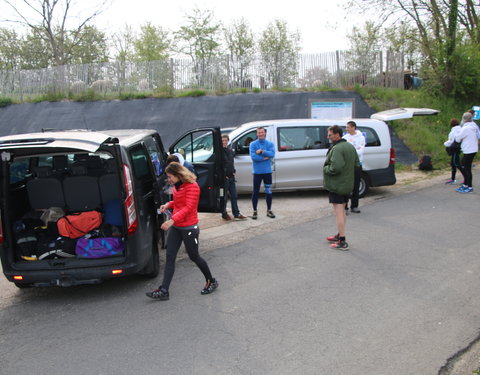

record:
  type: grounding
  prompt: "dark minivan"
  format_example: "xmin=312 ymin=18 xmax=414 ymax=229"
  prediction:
xmin=0 ymin=128 xmax=224 ymax=288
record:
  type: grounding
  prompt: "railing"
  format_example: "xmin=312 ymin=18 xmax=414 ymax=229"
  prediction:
xmin=0 ymin=50 xmax=404 ymax=100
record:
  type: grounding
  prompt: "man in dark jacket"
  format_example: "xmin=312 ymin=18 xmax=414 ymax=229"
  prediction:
xmin=323 ymin=125 xmax=360 ymax=250
xmin=221 ymin=135 xmax=247 ymax=220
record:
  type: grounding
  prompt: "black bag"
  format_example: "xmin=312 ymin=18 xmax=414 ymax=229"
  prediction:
xmin=15 ymin=229 xmax=38 ymax=259
xmin=37 ymin=235 xmax=77 ymax=260
xmin=419 ymin=155 xmax=433 ymax=171
xmin=446 ymin=141 xmax=461 ymax=156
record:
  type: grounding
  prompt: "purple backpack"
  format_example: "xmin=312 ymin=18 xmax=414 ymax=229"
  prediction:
xmin=75 ymin=238 xmax=124 ymax=258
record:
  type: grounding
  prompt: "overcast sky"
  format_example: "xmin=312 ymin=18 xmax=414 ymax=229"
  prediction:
xmin=94 ymin=0 xmax=358 ymax=54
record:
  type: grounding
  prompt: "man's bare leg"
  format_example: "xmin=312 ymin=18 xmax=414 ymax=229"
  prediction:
xmin=333 ymin=203 xmax=346 ymax=237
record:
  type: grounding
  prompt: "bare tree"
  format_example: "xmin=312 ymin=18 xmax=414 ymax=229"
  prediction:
xmin=1 ymin=0 xmax=110 ymax=66
xmin=347 ymin=0 xmax=480 ymax=96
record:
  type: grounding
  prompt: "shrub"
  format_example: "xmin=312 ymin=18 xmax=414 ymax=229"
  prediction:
xmin=0 ymin=97 xmax=13 ymax=107
xmin=177 ymin=89 xmax=206 ymax=97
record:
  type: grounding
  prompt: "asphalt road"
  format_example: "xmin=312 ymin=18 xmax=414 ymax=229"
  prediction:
xmin=0 ymin=170 xmax=479 ymax=375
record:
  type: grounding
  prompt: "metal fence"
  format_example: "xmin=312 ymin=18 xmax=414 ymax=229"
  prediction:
xmin=0 ymin=50 xmax=404 ymax=100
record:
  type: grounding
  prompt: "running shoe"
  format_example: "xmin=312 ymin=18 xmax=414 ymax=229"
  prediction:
xmin=458 ymin=187 xmax=473 ymax=193
xmin=201 ymin=279 xmax=219 ymax=295
xmin=455 ymin=185 xmax=467 ymax=193
xmin=267 ymin=210 xmax=276 ymax=218
xmin=445 ymin=179 xmax=456 ymax=185
xmin=146 ymin=288 xmax=169 ymax=300
xmin=330 ymin=241 xmax=349 ymax=251
xmin=252 ymin=210 xmax=258 ymax=220
xmin=326 ymin=234 xmax=339 ymax=242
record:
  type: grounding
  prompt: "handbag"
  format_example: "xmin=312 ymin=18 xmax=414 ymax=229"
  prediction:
xmin=57 ymin=211 xmax=102 ymax=239
xmin=75 ymin=237 xmax=124 ymax=258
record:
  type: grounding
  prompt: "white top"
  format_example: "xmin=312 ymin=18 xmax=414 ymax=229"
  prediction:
xmin=343 ymin=130 xmax=366 ymax=163
xmin=444 ymin=125 xmax=462 ymax=147
xmin=455 ymin=122 xmax=480 ymax=154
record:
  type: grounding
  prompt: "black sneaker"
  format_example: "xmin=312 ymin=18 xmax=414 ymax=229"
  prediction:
xmin=201 ymin=279 xmax=219 ymax=295
xmin=267 ymin=210 xmax=275 ymax=218
xmin=146 ymin=288 xmax=169 ymax=300
xmin=330 ymin=241 xmax=349 ymax=251
xmin=252 ymin=211 xmax=258 ymax=220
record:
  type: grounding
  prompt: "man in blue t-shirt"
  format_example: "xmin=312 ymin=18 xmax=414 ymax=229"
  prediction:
xmin=249 ymin=127 xmax=276 ymax=219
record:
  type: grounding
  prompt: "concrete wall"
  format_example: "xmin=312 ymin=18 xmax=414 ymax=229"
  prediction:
xmin=0 ymin=91 xmax=417 ymax=164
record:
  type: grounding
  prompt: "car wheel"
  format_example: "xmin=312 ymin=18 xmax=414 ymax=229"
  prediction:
xmin=141 ymin=237 xmax=160 ymax=278
xmin=358 ymin=173 xmax=369 ymax=198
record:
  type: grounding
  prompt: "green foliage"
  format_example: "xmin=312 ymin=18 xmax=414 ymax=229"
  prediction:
xmin=118 ymin=92 xmax=148 ymax=100
xmin=177 ymin=90 xmax=206 ymax=97
xmin=356 ymin=86 xmax=468 ymax=169
xmin=253 ymin=88 xmax=261 ymax=93
xmin=31 ymin=91 xmax=67 ymax=103
xmin=258 ymin=19 xmax=301 ymax=88
xmin=134 ymin=23 xmax=171 ymax=62
xmin=176 ymin=8 xmax=221 ymax=60
xmin=0 ymin=97 xmax=14 ymax=107
xmin=450 ymin=43 xmax=480 ymax=102
xmin=153 ymin=85 xmax=175 ymax=98
xmin=68 ymin=26 xmax=109 ymax=64
xmin=70 ymin=89 xmax=101 ymax=102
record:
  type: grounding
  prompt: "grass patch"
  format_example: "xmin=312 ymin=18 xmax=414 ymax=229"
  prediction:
xmin=31 ymin=92 xmax=66 ymax=103
xmin=118 ymin=92 xmax=148 ymax=100
xmin=0 ymin=97 xmax=13 ymax=107
xmin=177 ymin=89 xmax=206 ymax=97
xmin=71 ymin=89 xmax=102 ymax=102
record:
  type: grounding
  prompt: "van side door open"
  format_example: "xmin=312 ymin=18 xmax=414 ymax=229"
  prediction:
xmin=169 ymin=127 xmax=224 ymax=212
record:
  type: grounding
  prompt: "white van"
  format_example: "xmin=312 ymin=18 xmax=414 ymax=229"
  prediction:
xmin=227 ymin=108 xmax=438 ymax=196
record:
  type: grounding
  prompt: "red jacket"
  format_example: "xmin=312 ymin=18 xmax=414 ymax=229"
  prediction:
xmin=169 ymin=181 xmax=199 ymax=227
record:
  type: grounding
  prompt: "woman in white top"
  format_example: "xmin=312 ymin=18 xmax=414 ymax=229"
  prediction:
xmin=454 ymin=112 xmax=480 ymax=193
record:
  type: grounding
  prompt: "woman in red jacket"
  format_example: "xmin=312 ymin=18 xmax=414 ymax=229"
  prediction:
xmin=146 ymin=162 xmax=218 ymax=300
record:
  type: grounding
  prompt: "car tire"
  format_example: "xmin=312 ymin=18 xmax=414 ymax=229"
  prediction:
xmin=141 ymin=237 xmax=160 ymax=278
xmin=358 ymin=173 xmax=369 ymax=198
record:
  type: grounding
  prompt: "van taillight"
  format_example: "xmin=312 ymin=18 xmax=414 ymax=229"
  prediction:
xmin=390 ymin=148 xmax=395 ymax=165
xmin=122 ymin=164 xmax=138 ymax=234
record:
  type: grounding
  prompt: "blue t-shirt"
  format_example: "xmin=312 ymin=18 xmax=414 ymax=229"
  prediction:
xmin=249 ymin=139 xmax=275 ymax=174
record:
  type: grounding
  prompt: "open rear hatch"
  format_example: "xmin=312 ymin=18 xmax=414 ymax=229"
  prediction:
xmin=370 ymin=108 xmax=439 ymax=121
xmin=0 ymin=131 xmax=126 ymax=277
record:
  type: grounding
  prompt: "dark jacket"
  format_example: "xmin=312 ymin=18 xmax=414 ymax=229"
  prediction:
xmin=323 ymin=139 xmax=360 ymax=195
xmin=222 ymin=147 xmax=236 ymax=177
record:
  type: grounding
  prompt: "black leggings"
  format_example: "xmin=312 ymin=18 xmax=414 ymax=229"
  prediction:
xmin=252 ymin=173 xmax=273 ymax=210
xmin=459 ymin=152 xmax=476 ymax=187
xmin=160 ymin=226 xmax=212 ymax=291
xmin=450 ymin=151 xmax=461 ymax=180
